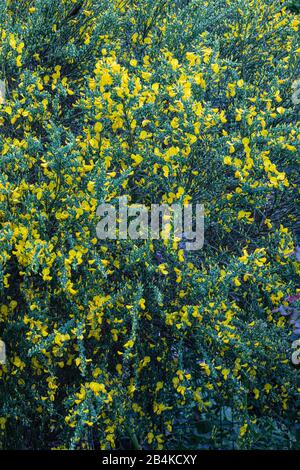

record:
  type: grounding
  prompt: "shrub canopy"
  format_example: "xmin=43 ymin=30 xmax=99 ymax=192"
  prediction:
xmin=0 ymin=0 xmax=299 ymax=450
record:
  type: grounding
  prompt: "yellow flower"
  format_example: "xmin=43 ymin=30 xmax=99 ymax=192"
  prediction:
xmin=158 ymin=264 xmax=168 ymax=275
xmin=176 ymin=187 xmax=185 ymax=198
xmin=16 ymin=55 xmax=22 ymax=67
xmin=199 ymin=362 xmax=211 ymax=376
xmin=87 ymin=181 xmax=95 ymax=193
xmin=89 ymin=138 xmax=99 ymax=149
xmin=221 ymin=368 xmax=230 ymax=380
xmin=17 ymin=42 xmax=24 ymax=54
xmin=170 ymin=117 xmax=179 ymax=129
xmin=147 ymin=432 xmax=154 ymax=444
xmin=13 ymin=356 xmax=25 ymax=369
xmin=94 ymin=122 xmax=103 ymax=133
xmin=0 ymin=418 xmax=7 ymax=430
xmin=264 ymin=383 xmax=272 ymax=394
xmin=178 ymin=249 xmax=185 ymax=262
xmin=162 ymin=165 xmax=169 ymax=177
xmin=140 ymin=130 xmax=151 ymax=140
xmin=224 ymin=156 xmax=232 ymax=165
xmin=9 ymin=34 xmax=17 ymax=49
xmin=131 ymin=154 xmax=143 ymax=165
xmin=131 ymin=32 xmax=138 ymax=43
xmin=153 ymin=402 xmax=173 ymax=415
xmin=239 ymin=423 xmax=248 ymax=437
xmin=211 ymin=63 xmax=220 ymax=73
xmin=89 ymin=382 xmax=106 ymax=395
xmin=155 ymin=381 xmax=164 ymax=392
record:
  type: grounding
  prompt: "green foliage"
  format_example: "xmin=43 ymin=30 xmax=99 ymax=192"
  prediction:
xmin=288 ymin=0 xmax=300 ymax=14
xmin=0 ymin=0 xmax=299 ymax=450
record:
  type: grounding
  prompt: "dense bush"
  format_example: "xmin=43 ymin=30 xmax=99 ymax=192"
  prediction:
xmin=0 ymin=0 xmax=299 ymax=449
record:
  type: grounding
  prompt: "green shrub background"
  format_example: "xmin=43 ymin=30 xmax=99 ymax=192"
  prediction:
xmin=0 ymin=0 xmax=299 ymax=449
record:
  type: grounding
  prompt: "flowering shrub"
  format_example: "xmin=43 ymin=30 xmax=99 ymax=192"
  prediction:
xmin=0 ymin=0 xmax=299 ymax=450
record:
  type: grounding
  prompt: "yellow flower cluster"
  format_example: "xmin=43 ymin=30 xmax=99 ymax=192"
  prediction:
xmin=0 ymin=0 xmax=299 ymax=451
